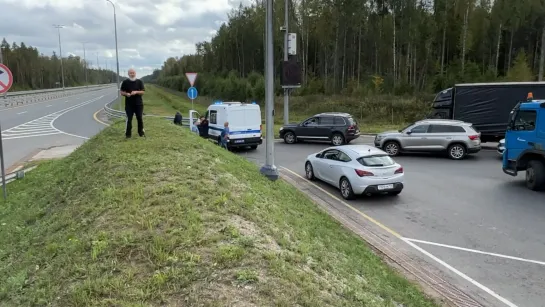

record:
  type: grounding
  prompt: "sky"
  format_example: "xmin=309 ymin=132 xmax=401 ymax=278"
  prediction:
xmin=0 ymin=0 xmax=248 ymax=77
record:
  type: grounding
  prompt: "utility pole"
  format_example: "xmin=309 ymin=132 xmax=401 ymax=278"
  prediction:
xmin=53 ymin=24 xmax=65 ymax=90
xmin=259 ymin=0 xmax=279 ymax=181
xmin=96 ymin=53 xmax=100 ymax=84
xmin=82 ymin=42 xmax=88 ymax=86
xmin=106 ymin=0 xmax=121 ymax=96
xmin=0 ymin=46 xmax=7 ymax=200
xmin=281 ymin=0 xmax=289 ymax=125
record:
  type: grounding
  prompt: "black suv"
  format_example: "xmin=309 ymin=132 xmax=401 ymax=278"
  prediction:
xmin=279 ymin=112 xmax=361 ymax=145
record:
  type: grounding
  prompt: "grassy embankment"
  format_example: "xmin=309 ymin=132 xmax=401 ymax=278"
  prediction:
xmin=0 ymin=118 xmax=440 ymax=306
xmin=119 ymin=85 xmax=412 ymax=137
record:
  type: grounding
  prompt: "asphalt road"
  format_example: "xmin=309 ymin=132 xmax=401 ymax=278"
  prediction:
xmin=0 ymin=87 xmax=117 ymax=171
xmin=238 ymin=137 xmax=545 ymax=307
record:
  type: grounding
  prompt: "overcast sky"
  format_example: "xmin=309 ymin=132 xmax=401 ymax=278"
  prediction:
xmin=0 ymin=0 xmax=247 ymax=77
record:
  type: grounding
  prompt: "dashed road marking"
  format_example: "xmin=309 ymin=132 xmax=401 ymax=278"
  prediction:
xmin=17 ymin=111 xmax=27 ymax=115
xmin=2 ymin=95 xmax=104 ymax=140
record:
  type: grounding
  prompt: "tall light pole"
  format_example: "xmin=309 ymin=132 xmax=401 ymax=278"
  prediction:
xmin=53 ymin=24 xmax=65 ymax=90
xmin=82 ymin=42 xmax=88 ymax=86
xmin=281 ymin=0 xmax=289 ymax=125
xmin=106 ymin=0 xmax=121 ymax=96
xmin=259 ymin=0 xmax=279 ymax=181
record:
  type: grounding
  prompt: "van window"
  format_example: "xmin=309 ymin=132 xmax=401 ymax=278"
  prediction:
xmin=209 ymin=110 xmax=217 ymax=124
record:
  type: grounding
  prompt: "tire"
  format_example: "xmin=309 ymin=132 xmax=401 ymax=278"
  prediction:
xmin=525 ymin=160 xmax=545 ymax=191
xmin=383 ymin=141 xmax=400 ymax=156
xmin=250 ymin=145 xmax=258 ymax=150
xmin=339 ymin=177 xmax=355 ymax=200
xmin=331 ymin=133 xmax=345 ymax=146
xmin=283 ymin=131 xmax=296 ymax=144
xmin=447 ymin=143 xmax=466 ymax=160
xmin=305 ymin=162 xmax=316 ymax=181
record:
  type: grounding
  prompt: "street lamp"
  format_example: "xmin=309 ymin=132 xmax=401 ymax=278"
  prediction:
xmin=82 ymin=42 xmax=88 ymax=86
xmin=106 ymin=0 xmax=121 ymax=97
xmin=53 ymin=24 xmax=65 ymax=90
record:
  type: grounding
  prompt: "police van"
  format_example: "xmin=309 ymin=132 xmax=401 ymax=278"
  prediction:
xmin=203 ymin=101 xmax=263 ymax=149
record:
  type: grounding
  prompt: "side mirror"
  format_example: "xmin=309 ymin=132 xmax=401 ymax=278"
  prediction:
xmin=406 ymin=130 xmax=412 ymax=135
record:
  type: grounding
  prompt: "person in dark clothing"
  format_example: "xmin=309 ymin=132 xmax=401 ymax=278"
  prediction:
xmin=197 ymin=116 xmax=209 ymax=138
xmin=120 ymin=68 xmax=145 ymax=138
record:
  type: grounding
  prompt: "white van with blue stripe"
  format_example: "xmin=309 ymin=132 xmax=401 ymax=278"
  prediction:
xmin=205 ymin=101 xmax=263 ymax=149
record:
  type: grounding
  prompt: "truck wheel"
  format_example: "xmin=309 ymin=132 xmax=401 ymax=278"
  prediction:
xmin=525 ymin=160 xmax=545 ymax=191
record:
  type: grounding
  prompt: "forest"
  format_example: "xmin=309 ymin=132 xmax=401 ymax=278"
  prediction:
xmin=152 ymin=0 xmax=545 ymax=102
xmin=1 ymin=39 xmax=120 ymax=91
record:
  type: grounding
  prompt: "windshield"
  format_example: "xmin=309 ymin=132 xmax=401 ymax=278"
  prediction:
xmin=357 ymin=155 xmax=396 ymax=167
xmin=398 ymin=122 xmax=415 ymax=133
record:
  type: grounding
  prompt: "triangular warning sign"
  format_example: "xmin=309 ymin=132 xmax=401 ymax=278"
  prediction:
xmin=185 ymin=72 xmax=198 ymax=87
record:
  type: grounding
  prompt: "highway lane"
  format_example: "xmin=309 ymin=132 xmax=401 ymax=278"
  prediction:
xmin=1 ymin=87 xmax=118 ymax=171
xmin=238 ymin=138 xmax=545 ymax=307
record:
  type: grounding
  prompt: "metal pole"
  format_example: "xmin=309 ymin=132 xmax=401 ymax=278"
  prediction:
xmin=83 ymin=43 xmax=88 ymax=87
xmin=0 ymin=47 xmax=5 ymax=99
xmin=107 ymin=0 xmax=121 ymax=97
xmin=96 ymin=53 xmax=100 ymax=84
xmin=259 ymin=0 xmax=279 ymax=181
xmin=0 ymin=51 xmax=7 ymax=199
xmin=53 ymin=25 xmax=65 ymax=90
xmin=283 ymin=0 xmax=289 ymax=125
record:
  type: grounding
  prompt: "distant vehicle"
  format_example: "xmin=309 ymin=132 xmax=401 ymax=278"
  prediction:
xmin=428 ymin=82 xmax=545 ymax=143
xmin=279 ymin=112 xmax=360 ymax=146
xmin=498 ymin=139 xmax=505 ymax=156
xmin=304 ymin=145 xmax=404 ymax=200
xmin=374 ymin=119 xmax=481 ymax=160
xmin=502 ymin=93 xmax=545 ymax=191
xmin=204 ymin=101 xmax=263 ymax=149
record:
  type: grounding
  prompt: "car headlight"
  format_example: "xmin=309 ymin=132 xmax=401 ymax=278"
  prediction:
xmin=375 ymin=135 xmax=383 ymax=141
xmin=279 ymin=127 xmax=284 ymax=131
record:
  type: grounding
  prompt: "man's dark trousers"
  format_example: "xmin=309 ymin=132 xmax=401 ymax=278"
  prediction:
xmin=125 ymin=104 xmax=144 ymax=137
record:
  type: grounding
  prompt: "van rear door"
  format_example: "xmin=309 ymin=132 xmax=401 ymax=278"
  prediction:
xmin=228 ymin=107 xmax=262 ymax=142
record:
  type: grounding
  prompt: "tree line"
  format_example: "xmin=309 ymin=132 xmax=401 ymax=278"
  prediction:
xmin=151 ymin=0 xmax=545 ymax=102
xmin=1 ymin=39 xmax=120 ymax=91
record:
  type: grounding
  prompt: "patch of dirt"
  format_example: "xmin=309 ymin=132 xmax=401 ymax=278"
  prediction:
xmin=229 ymin=215 xmax=281 ymax=252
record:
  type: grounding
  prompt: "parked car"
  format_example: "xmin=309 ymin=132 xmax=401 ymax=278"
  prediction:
xmin=373 ymin=119 xmax=481 ymax=160
xmin=279 ymin=112 xmax=360 ymax=146
xmin=304 ymin=145 xmax=404 ymax=200
xmin=498 ymin=138 xmax=505 ymax=156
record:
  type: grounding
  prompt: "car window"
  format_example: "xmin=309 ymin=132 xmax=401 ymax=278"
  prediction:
xmin=303 ymin=117 xmax=318 ymax=126
xmin=319 ymin=116 xmax=335 ymax=126
xmin=410 ymin=124 xmax=429 ymax=133
xmin=513 ymin=110 xmax=536 ymax=131
xmin=429 ymin=124 xmax=466 ymax=133
xmin=209 ymin=110 xmax=217 ymax=124
xmin=337 ymin=151 xmax=351 ymax=162
xmin=333 ymin=117 xmax=346 ymax=125
xmin=357 ymin=155 xmax=395 ymax=167
xmin=322 ymin=149 xmax=339 ymax=160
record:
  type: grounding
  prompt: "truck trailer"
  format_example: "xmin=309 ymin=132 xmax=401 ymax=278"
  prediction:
xmin=429 ymin=82 xmax=545 ymax=143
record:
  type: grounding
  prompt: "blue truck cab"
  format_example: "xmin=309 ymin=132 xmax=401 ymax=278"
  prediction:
xmin=502 ymin=93 xmax=545 ymax=191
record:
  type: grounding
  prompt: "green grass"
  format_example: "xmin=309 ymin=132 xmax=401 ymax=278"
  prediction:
xmin=0 ymin=118 xmax=439 ymax=307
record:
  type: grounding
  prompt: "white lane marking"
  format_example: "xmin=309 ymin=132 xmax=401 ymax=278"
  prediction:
xmin=17 ymin=111 xmax=27 ymax=115
xmin=404 ymin=238 xmax=545 ymax=266
xmin=2 ymin=95 xmax=105 ymax=140
xmin=402 ymin=238 xmax=518 ymax=307
xmin=46 ymin=105 xmax=52 ymax=107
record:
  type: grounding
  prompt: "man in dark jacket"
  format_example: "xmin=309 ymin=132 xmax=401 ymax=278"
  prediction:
xmin=120 ymin=68 xmax=145 ymax=138
xmin=197 ymin=116 xmax=209 ymax=138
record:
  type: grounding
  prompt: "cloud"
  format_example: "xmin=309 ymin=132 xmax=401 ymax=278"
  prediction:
xmin=0 ymin=0 xmax=243 ymax=77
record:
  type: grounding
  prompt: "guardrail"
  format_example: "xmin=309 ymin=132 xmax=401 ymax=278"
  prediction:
xmin=103 ymin=99 xmax=191 ymax=126
xmin=5 ymin=84 xmax=116 ymax=97
xmin=1 ymin=84 xmax=117 ymax=108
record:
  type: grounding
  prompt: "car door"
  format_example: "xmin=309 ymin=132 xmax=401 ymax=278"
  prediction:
xmin=313 ymin=149 xmax=339 ymax=183
xmin=505 ymin=109 xmax=539 ymax=161
xmin=296 ymin=117 xmax=319 ymax=140
xmin=401 ymin=124 xmax=430 ymax=150
xmin=427 ymin=124 xmax=465 ymax=150
xmin=327 ymin=149 xmax=352 ymax=184
xmin=316 ymin=116 xmax=335 ymax=141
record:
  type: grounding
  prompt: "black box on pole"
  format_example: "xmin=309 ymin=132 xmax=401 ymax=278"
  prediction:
xmin=281 ymin=59 xmax=302 ymax=87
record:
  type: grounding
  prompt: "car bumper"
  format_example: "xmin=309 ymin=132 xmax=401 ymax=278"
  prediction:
xmin=228 ymin=137 xmax=263 ymax=147
xmin=468 ymin=146 xmax=481 ymax=154
xmin=497 ymin=145 xmax=505 ymax=155
xmin=351 ymin=174 xmax=404 ymax=194
xmin=346 ymin=132 xmax=360 ymax=141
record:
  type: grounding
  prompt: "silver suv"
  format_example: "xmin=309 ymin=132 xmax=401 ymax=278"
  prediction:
xmin=374 ymin=119 xmax=481 ymax=160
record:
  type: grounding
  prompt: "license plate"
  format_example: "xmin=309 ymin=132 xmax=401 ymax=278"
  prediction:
xmin=377 ymin=184 xmax=394 ymax=190
xmin=234 ymin=139 xmax=245 ymax=144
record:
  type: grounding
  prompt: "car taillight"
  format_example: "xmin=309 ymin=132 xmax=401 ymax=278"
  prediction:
xmin=355 ymin=169 xmax=373 ymax=177
xmin=347 ymin=125 xmax=355 ymax=130
xmin=468 ymin=135 xmax=479 ymax=140
xmin=394 ymin=167 xmax=403 ymax=174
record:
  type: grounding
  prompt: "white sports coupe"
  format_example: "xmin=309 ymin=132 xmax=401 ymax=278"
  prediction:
xmin=304 ymin=145 xmax=405 ymax=200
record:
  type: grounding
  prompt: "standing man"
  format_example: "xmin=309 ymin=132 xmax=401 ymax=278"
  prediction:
xmin=120 ymin=68 xmax=145 ymax=138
